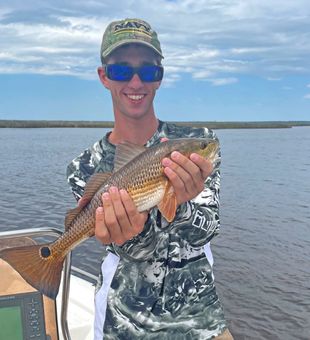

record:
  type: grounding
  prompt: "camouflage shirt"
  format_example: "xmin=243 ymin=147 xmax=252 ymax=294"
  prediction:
xmin=67 ymin=120 xmax=227 ymax=339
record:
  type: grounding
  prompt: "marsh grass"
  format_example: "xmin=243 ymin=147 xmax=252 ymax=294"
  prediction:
xmin=1 ymin=120 xmax=309 ymax=129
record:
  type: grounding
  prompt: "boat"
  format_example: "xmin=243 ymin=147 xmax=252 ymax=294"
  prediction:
xmin=0 ymin=227 xmax=96 ymax=340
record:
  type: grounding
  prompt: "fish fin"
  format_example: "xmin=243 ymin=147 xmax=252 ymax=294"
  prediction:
xmin=65 ymin=172 xmax=111 ymax=229
xmin=0 ymin=243 xmax=63 ymax=299
xmin=83 ymin=173 xmax=112 ymax=201
xmin=114 ymin=141 xmax=147 ymax=171
xmin=158 ymin=182 xmax=177 ymax=222
xmin=65 ymin=207 xmax=82 ymax=230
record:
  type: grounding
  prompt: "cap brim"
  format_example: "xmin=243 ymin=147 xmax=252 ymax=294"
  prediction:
xmin=102 ymin=39 xmax=164 ymax=59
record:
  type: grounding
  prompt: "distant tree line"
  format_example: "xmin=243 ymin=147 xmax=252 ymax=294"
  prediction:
xmin=0 ymin=120 xmax=309 ymax=129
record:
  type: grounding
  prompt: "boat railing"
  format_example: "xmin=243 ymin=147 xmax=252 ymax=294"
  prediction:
xmin=0 ymin=227 xmax=92 ymax=340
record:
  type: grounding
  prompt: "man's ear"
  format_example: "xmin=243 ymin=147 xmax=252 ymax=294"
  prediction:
xmin=97 ymin=67 xmax=110 ymax=89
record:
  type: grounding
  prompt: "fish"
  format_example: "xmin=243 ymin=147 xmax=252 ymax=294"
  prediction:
xmin=0 ymin=138 xmax=219 ymax=299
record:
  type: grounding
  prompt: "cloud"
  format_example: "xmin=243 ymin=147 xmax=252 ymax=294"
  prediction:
xmin=161 ymin=73 xmax=181 ymax=88
xmin=267 ymin=77 xmax=282 ymax=81
xmin=1 ymin=0 xmax=310 ymax=83
xmin=304 ymin=93 xmax=310 ymax=99
xmin=192 ymin=70 xmax=214 ymax=80
xmin=208 ymin=77 xmax=238 ymax=86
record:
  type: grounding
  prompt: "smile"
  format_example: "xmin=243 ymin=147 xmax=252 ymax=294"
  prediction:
xmin=126 ymin=94 xmax=146 ymax=101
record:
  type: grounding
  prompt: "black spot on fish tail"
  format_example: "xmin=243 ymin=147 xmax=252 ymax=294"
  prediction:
xmin=40 ymin=246 xmax=51 ymax=258
xmin=0 ymin=243 xmax=64 ymax=299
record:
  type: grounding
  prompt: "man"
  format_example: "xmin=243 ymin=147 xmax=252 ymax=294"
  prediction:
xmin=67 ymin=18 xmax=233 ymax=340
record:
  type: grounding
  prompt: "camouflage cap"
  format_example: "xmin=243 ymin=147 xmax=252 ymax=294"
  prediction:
xmin=100 ymin=18 xmax=163 ymax=62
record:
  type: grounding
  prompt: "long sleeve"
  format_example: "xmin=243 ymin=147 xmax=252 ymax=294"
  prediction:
xmin=66 ymin=149 xmax=93 ymax=201
xmin=66 ymin=138 xmax=116 ymax=201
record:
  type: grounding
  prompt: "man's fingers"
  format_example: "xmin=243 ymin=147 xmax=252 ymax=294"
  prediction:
xmin=163 ymin=166 xmax=187 ymax=193
xmin=102 ymin=191 xmax=126 ymax=245
xmin=94 ymin=207 xmax=111 ymax=244
xmin=120 ymin=189 xmax=146 ymax=235
xmin=171 ymin=152 xmax=203 ymax=183
xmin=94 ymin=187 xmax=147 ymax=245
xmin=109 ymin=188 xmax=130 ymax=228
xmin=190 ymin=153 xmax=213 ymax=178
xmin=170 ymin=151 xmax=213 ymax=181
xmin=162 ymin=154 xmax=198 ymax=193
xmin=77 ymin=196 xmax=88 ymax=208
xmin=110 ymin=187 xmax=145 ymax=239
xmin=161 ymin=150 xmax=215 ymax=206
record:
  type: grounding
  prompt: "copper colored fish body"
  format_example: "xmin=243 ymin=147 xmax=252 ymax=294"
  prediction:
xmin=0 ymin=138 xmax=219 ymax=299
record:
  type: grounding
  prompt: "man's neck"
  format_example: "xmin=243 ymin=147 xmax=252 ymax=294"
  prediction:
xmin=108 ymin=114 xmax=159 ymax=145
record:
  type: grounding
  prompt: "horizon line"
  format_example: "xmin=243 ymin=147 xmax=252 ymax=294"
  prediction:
xmin=1 ymin=119 xmax=310 ymax=129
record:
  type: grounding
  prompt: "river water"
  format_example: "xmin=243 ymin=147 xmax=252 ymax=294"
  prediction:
xmin=0 ymin=127 xmax=309 ymax=340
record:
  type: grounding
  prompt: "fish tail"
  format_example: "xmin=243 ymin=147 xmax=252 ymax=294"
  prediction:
xmin=0 ymin=243 xmax=64 ymax=299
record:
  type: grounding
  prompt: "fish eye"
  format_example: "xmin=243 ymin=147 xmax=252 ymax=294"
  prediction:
xmin=199 ymin=141 xmax=208 ymax=149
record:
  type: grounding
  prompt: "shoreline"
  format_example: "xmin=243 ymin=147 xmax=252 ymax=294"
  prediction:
xmin=0 ymin=120 xmax=309 ymax=129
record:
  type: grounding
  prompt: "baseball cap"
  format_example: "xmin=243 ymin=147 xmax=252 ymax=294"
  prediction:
xmin=100 ymin=18 xmax=164 ymax=62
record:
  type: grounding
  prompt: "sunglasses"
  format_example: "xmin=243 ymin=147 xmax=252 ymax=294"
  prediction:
xmin=104 ymin=64 xmax=164 ymax=82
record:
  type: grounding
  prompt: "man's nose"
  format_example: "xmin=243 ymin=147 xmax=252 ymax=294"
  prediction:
xmin=127 ymin=73 xmax=144 ymax=88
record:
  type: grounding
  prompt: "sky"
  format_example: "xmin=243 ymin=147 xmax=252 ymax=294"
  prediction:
xmin=0 ymin=0 xmax=310 ymax=122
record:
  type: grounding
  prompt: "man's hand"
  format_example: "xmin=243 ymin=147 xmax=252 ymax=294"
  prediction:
xmin=94 ymin=187 xmax=148 ymax=246
xmin=162 ymin=151 xmax=213 ymax=206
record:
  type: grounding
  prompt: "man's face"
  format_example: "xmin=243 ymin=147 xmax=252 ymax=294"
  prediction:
xmin=98 ymin=45 xmax=162 ymax=120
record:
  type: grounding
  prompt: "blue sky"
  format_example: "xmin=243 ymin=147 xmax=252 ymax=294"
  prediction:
xmin=0 ymin=0 xmax=310 ymax=122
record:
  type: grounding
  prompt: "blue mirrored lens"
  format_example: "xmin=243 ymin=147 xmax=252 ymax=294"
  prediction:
xmin=106 ymin=65 xmax=133 ymax=81
xmin=105 ymin=64 xmax=163 ymax=82
xmin=139 ymin=65 xmax=163 ymax=82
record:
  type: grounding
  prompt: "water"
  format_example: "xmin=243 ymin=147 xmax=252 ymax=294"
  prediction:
xmin=0 ymin=127 xmax=309 ymax=340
